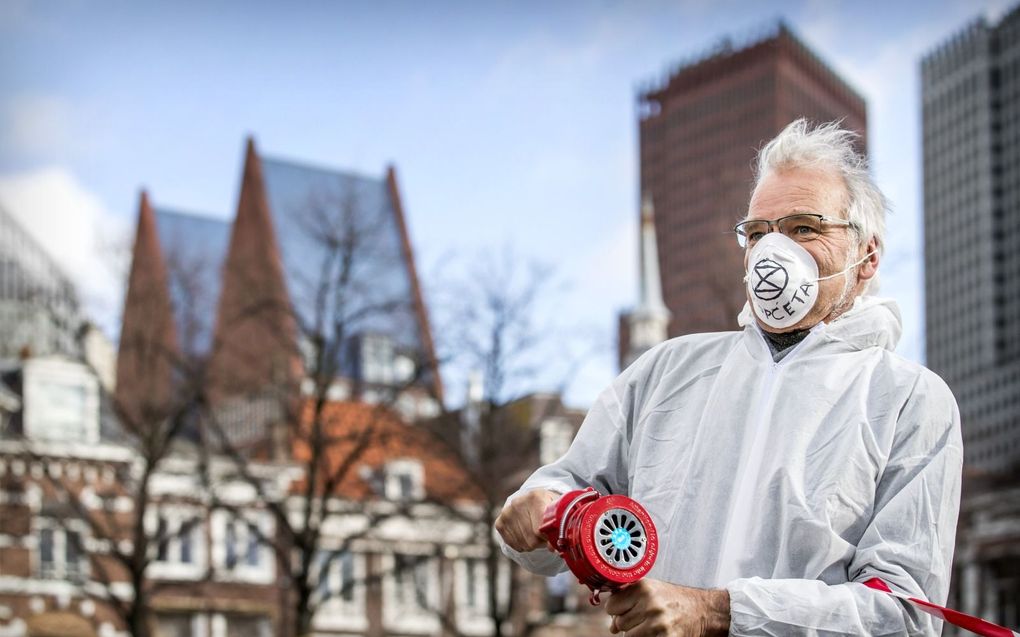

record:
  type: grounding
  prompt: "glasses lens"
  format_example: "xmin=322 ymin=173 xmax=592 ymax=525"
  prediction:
xmin=778 ymin=214 xmax=823 ymax=241
xmin=735 ymin=220 xmax=769 ymax=247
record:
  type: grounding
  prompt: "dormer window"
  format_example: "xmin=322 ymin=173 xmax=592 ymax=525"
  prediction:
xmin=384 ymin=459 xmax=424 ymax=502
xmin=360 ymin=334 xmax=394 ymax=385
xmin=22 ymin=357 xmax=99 ymax=444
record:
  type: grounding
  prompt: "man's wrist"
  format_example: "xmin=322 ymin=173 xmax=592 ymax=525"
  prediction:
xmin=702 ymin=588 xmax=731 ymax=636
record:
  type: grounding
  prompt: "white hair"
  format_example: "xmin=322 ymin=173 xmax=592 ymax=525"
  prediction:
xmin=752 ymin=119 xmax=888 ymax=257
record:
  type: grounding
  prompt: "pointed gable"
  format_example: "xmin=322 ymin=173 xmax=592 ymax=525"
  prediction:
xmin=208 ymin=138 xmax=300 ymax=399
xmin=116 ymin=191 xmax=179 ymax=423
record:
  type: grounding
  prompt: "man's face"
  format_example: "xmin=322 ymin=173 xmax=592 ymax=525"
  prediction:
xmin=743 ymin=166 xmax=869 ymax=333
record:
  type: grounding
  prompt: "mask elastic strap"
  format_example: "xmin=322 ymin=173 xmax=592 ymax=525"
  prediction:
xmin=814 ymin=249 xmax=875 ymax=282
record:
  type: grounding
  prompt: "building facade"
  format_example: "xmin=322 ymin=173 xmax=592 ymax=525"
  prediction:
xmin=0 ymin=353 xmax=290 ymax=637
xmin=0 ymin=206 xmax=83 ymax=361
xmin=0 ymin=131 xmax=606 ymax=637
xmin=635 ymin=23 xmax=867 ymax=340
xmin=921 ymin=6 xmax=1020 ymax=632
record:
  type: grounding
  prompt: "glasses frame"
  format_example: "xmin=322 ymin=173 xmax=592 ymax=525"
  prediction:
xmin=733 ymin=213 xmax=859 ymax=248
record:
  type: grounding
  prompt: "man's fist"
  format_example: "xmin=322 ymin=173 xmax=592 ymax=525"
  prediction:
xmin=494 ymin=488 xmax=560 ymax=552
xmin=605 ymin=579 xmax=730 ymax=637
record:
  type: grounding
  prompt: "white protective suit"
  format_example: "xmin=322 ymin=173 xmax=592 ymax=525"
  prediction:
xmin=500 ymin=297 xmax=963 ymax=636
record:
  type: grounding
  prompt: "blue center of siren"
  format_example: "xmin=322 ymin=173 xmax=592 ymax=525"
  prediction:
xmin=610 ymin=527 xmax=631 ymax=550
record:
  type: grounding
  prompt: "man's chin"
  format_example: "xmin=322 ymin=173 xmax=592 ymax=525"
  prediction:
xmin=756 ymin=316 xmax=819 ymax=334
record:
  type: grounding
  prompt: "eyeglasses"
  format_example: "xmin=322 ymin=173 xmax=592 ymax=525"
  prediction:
xmin=733 ymin=213 xmax=859 ymax=248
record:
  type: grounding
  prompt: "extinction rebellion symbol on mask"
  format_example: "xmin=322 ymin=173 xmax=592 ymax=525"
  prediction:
xmin=752 ymin=258 xmax=788 ymax=301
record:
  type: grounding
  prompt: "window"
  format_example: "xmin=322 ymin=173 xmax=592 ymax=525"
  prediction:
xmin=315 ymin=550 xmax=357 ymax=604
xmin=460 ymin=558 xmax=488 ymax=614
xmin=157 ymin=517 xmax=169 ymax=562
xmin=393 ymin=554 xmax=431 ymax=611
xmin=310 ymin=549 xmax=366 ymax=632
xmin=37 ymin=520 xmax=86 ymax=581
xmin=22 ymin=358 xmax=99 ymax=444
xmin=214 ymin=511 xmax=273 ymax=584
xmin=384 ymin=459 xmax=423 ymax=502
xmin=148 ymin=509 xmax=204 ymax=580
xmin=540 ymin=417 xmax=575 ymax=465
xmin=355 ymin=333 xmax=395 ymax=385
xmin=180 ymin=526 xmax=193 ymax=564
xmin=384 ymin=553 xmax=439 ymax=633
xmin=245 ymin=527 xmax=259 ymax=567
xmin=226 ymin=522 xmax=238 ymax=568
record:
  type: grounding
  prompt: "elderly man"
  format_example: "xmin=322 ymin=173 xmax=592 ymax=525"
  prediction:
xmin=495 ymin=119 xmax=962 ymax=636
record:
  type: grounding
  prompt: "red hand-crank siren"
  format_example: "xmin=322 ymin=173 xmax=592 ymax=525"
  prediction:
xmin=538 ymin=487 xmax=658 ymax=605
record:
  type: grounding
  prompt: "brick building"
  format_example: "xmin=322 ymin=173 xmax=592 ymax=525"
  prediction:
xmin=630 ymin=22 xmax=867 ymax=348
xmin=0 ymin=136 xmax=602 ymax=637
xmin=0 ymin=354 xmax=292 ymax=636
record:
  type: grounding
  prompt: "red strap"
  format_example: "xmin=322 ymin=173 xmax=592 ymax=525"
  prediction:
xmin=863 ymin=578 xmax=1019 ymax=637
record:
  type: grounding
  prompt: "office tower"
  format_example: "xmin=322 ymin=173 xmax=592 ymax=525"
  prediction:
xmin=0 ymin=206 xmax=82 ymax=359
xmin=637 ymin=23 xmax=867 ymax=338
xmin=922 ymin=7 xmax=1020 ymax=630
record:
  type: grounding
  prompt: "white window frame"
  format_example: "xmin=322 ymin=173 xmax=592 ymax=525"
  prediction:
xmin=384 ymin=459 xmax=424 ymax=502
xmin=34 ymin=517 xmax=89 ymax=582
xmin=22 ymin=357 xmax=100 ymax=445
xmin=146 ymin=505 xmax=206 ymax=580
xmin=456 ymin=558 xmax=493 ymax=635
xmin=310 ymin=549 xmax=367 ymax=632
xmin=539 ymin=417 xmax=575 ymax=466
xmin=382 ymin=552 xmax=440 ymax=634
xmin=361 ymin=333 xmax=395 ymax=385
xmin=211 ymin=510 xmax=274 ymax=584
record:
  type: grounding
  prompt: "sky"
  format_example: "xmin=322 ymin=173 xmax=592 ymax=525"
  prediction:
xmin=0 ymin=0 xmax=1013 ymax=407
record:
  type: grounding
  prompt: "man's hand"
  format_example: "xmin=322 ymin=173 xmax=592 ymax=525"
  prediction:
xmin=605 ymin=579 xmax=730 ymax=637
xmin=494 ymin=488 xmax=560 ymax=552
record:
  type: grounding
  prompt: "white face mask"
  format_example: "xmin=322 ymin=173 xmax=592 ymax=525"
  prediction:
xmin=744 ymin=233 xmax=872 ymax=330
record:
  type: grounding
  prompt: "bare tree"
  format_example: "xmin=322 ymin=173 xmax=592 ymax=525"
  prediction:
xmin=419 ymin=247 xmax=603 ymax=637
xmin=200 ymin=178 xmax=450 ymax=637
xmin=12 ymin=234 xmax=219 ymax=637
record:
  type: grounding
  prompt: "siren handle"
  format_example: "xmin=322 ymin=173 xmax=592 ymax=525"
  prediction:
xmin=538 ymin=487 xmax=599 ymax=549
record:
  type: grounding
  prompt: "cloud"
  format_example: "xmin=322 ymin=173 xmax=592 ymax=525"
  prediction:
xmin=0 ymin=167 xmax=129 ymax=338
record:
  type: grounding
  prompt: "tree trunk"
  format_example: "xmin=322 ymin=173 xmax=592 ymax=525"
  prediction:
xmin=293 ymin=581 xmax=313 ymax=637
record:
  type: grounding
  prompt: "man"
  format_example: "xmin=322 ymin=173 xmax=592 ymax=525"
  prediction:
xmin=495 ymin=120 xmax=962 ymax=636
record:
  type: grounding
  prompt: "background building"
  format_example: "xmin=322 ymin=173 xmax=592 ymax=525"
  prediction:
xmin=16 ymin=136 xmax=590 ymax=637
xmin=631 ymin=22 xmax=867 ymax=348
xmin=921 ymin=5 xmax=1020 ymax=632
xmin=0 ymin=206 xmax=83 ymax=361
xmin=617 ymin=197 xmax=670 ymax=370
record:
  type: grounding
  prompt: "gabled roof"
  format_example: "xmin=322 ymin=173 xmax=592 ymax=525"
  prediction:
xmin=116 ymin=192 xmax=178 ymax=419
xmin=153 ymin=208 xmax=231 ymax=357
xmin=120 ymin=138 xmax=443 ymax=408
xmin=259 ymin=156 xmax=425 ymax=356
xmin=290 ymin=400 xmax=478 ymax=503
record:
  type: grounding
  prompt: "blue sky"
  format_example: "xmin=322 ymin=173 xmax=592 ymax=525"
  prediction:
xmin=0 ymin=0 xmax=1012 ymax=406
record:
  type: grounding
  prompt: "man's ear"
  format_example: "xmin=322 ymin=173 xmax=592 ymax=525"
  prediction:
xmin=858 ymin=237 xmax=880 ymax=282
